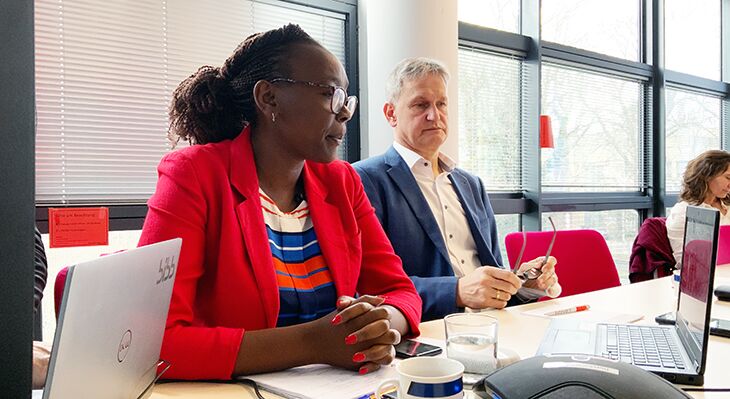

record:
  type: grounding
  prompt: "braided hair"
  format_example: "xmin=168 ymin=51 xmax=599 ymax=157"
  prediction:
xmin=168 ymin=24 xmax=319 ymax=146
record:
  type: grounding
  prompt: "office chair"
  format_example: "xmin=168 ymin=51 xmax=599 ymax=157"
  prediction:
xmin=504 ymin=229 xmax=621 ymax=299
xmin=628 ymin=217 xmax=675 ymax=283
xmin=717 ymin=225 xmax=730 ymax=265
xmin=54 ymin=266 xmax=69 ymax=319
xmin=53 ymin=250 xmax=125 ymax=319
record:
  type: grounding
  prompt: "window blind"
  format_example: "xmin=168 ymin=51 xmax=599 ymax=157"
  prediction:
xmin=665 ymin=88 xmax=722 ymax=193
xmin=541 ymin=63 xmax=644 ymax=192
xmin=35 ymin=0 xmax=346 ymax=204
xmin=458 ymin=47 xmax=522 ymax=191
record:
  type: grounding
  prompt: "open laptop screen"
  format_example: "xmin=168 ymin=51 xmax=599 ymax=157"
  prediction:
xmin=676 ymin=206 xmax=719 ymax=370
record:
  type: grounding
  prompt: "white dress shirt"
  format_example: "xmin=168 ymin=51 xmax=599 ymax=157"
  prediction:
xmin=392 ymin=142 xmax=483 ymax=277
xmin=666 ymin=200 xmax=730 ymax=267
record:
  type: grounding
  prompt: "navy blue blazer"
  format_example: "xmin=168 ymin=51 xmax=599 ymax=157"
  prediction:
xmin=354 ymin=146 xmax=513 ymax=321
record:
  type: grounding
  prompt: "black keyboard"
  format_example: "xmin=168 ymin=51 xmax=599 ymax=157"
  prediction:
xmin=600 ymin=324 xmax=685 ymax=369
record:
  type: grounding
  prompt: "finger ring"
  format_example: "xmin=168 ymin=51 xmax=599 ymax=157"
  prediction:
xmin=495 ymin=291 xmax=501 ymax=301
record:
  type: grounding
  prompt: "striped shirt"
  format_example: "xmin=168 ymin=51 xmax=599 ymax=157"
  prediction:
xmin=260 ymin=189 xmax=337 ymax=327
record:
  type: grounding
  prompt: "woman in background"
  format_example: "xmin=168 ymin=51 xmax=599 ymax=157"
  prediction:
xmin=666 ymin=150 xmax=730 ymax=266
xmin=138 ymin=24 xmax=421 ymax=380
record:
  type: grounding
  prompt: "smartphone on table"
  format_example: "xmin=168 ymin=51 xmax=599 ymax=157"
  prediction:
xmin=710 ymin=319 xmax=730 ymax=338
xmin=655 ymin=311 xmax=730 ymax=338
xmin=394 ymin=339 xmax=442 ymax=358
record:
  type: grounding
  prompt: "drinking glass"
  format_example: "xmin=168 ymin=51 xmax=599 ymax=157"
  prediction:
xmin=444 ymin=313 xmax=498 ymax=385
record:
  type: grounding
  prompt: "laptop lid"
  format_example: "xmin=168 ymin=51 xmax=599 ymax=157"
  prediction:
xmin=674 ymin=206 xmax=719 ymax=375
xmin=43 ymin=238 xmax=181 ymax=399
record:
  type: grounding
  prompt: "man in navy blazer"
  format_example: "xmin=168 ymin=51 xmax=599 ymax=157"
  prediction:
xmin=354 ymin=57 xmax=560 ymax=320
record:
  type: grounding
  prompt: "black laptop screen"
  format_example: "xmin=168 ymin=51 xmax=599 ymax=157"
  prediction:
xmin=676 ymin=206 xmax=719 ymax=369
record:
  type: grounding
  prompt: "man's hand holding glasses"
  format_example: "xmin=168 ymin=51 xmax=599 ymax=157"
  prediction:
xmin=512 ymin=217 xmax=562 ymax=298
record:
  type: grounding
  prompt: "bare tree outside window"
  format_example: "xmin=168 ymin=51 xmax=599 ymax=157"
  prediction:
xmin=458 ymin=49 xmax=521 ymax=192
xmin=541 ymin=64 xmax=643 ymax=193
xmin=541 ymin=0 xmax=640 ymax=61
xmin=665 ymin=89 xmax=722 ymax=193
xmin=666 ymin=0 xmax=721 ymax=80
xmin=458 ymin=0 xmax=519 ymax=33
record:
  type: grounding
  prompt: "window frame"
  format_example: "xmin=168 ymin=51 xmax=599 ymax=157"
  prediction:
xmin=457 ymin=0 xmax=730 ymax=235
xmin=33 ymin=0 xmax=359 ymax=233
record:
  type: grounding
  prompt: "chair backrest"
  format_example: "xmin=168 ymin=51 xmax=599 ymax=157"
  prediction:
xmin=54 ymin=266 xmax=69 ymax=320
xmin=717 ymin=225 xmax=730 ymax=265
xmin=53 ymin=250 xmax=126 ymax=319
xmin=504 ymin=229 xmax=621 ymax=299
xmin=628 ymin=217 xmax=674 ymax=283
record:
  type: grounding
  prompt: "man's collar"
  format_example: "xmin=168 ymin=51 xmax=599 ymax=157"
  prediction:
xmin=392 ymin=141 xmax=456 ymax=172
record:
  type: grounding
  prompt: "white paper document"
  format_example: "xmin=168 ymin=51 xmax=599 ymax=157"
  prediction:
xmin=522 ymin=305 xmax=644 ymax=324
xmin=242 ymin=363 xmax=397 ymax=399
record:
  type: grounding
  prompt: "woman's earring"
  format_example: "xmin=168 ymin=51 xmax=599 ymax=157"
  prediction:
xmin=271 ymin=113 xmax=277 ymax=123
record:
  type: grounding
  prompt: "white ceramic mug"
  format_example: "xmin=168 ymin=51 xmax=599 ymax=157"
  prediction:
xmin=375 ymin=357 xmax=464 ymax=399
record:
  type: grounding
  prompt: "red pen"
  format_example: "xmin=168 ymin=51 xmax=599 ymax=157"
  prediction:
xmin=544 ymin=305 xmax=590 ymax=316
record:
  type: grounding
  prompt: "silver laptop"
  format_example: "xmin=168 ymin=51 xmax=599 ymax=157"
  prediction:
xmin=537 ymin=206 xmax=719 ymax=386
xmin=42 ymin=238 xmax=181 ymax=399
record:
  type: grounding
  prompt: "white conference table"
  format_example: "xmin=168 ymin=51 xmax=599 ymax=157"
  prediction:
xmin=151 ymin=265 xmax=730 ymax=399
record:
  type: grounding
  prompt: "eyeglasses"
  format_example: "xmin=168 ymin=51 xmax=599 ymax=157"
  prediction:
xmin=512 ymin=216 xmax=557 ymax=282
xmin=269 ymin=78 xmax=358 ymax=115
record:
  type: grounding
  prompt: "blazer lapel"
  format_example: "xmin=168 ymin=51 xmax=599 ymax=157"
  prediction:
xmin=384 ymin=147 xmax=450 ymax=264
xmin=303 ymin=164 xmax=353 ymax=297
xmin=230 ymin=128 xmax=279 ymax=328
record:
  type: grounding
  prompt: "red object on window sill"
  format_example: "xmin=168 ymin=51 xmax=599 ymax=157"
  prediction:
xmin=540 ymin=115 xmax=554 ymax=149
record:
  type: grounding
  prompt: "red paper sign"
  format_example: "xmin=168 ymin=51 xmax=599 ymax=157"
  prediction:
xmin=49 ymin=207 xmax=109 ymax=248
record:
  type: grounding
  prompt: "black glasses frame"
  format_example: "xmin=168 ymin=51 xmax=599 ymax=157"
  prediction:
xmin=269 ymin=78 xmax=357 ymax=115
xmin=512 ymin=216 xmax=557 ymax=281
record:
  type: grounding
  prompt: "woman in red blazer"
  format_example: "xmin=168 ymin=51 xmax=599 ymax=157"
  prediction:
xmin=138 ymin=24 xmax=422 ymax=380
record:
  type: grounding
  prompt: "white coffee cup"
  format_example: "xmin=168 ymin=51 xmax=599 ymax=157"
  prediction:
xmin=375 ymin=357 xmax=464 ymax=399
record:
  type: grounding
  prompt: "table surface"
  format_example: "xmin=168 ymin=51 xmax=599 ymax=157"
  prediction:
xmin=151 ymin=265 xmax=730 ymax=399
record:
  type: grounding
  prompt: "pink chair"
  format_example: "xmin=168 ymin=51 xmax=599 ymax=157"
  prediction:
xmin=504 ymin=229 xmax=621 ymax=299
xmin=717 ymin=226 xmax=730 ymax=265
xmin=53 ymin=250 xmax=126 ymax=319
xmin=53 ymin=266 xmax=69 ymax=319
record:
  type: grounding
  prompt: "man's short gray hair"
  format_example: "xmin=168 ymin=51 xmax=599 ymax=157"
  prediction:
xmin=385 ymin=57 xmax=450 ymax=103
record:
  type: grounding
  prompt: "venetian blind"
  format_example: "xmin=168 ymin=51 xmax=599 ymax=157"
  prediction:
xmin=35 ymin=0 xmax=345 ymax=204
xmin=458 ymin=47 xmax=522 ymax=191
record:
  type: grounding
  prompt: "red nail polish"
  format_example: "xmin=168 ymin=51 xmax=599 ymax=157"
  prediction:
xmin=352 ymin=352 xmax=366 ymax=362
xmin=331 ymin=315 xmax=342 ymax=325
xmin=345 ymin=334 xmax=357 ymax=345
xmin=337 ymin=298 xmax=348 ymax=307
xmin=359 ymin=367 xmax=368 ymax=375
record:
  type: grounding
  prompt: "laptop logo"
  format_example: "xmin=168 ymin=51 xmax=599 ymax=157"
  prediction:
xmin=156 ymin=256 xmax=176 ymax=285
xmin=118 ymin=330 xmax=132 ymax=362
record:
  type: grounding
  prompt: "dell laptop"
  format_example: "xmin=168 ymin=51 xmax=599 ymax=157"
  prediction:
xmin=41 ymin=238 xmax=181 ymax=399
xmin=537 ymin=206 xmax=719 ymax=385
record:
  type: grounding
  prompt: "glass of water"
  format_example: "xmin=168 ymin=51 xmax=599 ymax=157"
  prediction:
xmin=444 ymin=313 xmax=498 ymax=385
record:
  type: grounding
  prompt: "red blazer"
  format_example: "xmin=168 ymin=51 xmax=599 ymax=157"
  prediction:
xmin=139 ymin=127 xmax=422 ymax=380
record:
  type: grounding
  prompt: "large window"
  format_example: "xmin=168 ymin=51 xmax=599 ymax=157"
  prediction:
xmin=35 ymin=0 xmax=351 ymax=205
xmin=541 ymin=0 xmax=641 ymax=61
xmin=458 ymin=0 xmax=519 ymax=33
xmin=665 ymin=88 xmax=722 ymax=193
xmin=457 ymin=0 xmax=729 ymax=282
xmin=665 ymin=0 xmax=721 ymax=80
xmin=458 ymin=48 xmax=522 ymax=192
xmin=495 ymin=214 xmax=521 ymax=262
xmin=541 ymin=64 xmax=644 ymax=192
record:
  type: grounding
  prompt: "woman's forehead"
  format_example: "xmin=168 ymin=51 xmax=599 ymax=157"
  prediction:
xmin=286 ymin=44 xmax=347 ymax=85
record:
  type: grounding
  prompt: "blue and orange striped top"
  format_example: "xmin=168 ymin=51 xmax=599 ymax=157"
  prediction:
xmin=260 ymin=189 xmax=337 ymax=327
